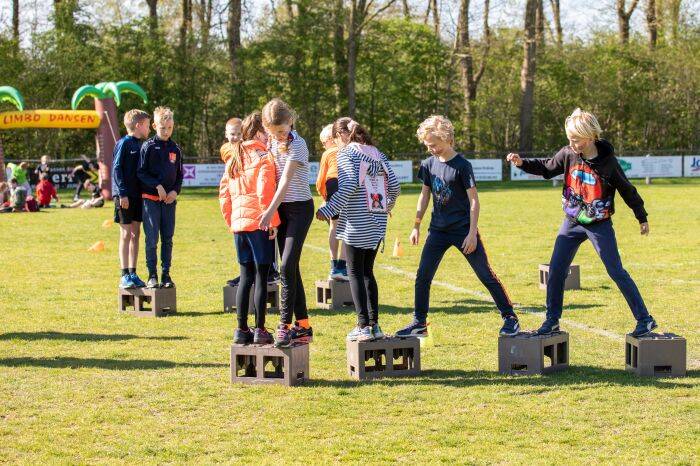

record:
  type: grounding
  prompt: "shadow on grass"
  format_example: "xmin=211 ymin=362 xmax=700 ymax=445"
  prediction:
xmin=306 ymin=367 xmax=699 ymax=389
xmin=171 ymin=310 xmax=228 ymax=317
xmin=0 ymin=357 xmax=227 ymax=370
xmin=312 ymin=302 xmax=599 ymax=317
xmin=0 ymin=331 xmax=187 ymax=342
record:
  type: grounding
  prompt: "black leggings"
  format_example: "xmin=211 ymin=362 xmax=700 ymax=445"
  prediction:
xmin=345 ymin=244 xmax=380 ymax=327
xmin=276 ymin=199 xmax=314 ymax=324
xmin=237 ymin=263 xmax=271 ymax=329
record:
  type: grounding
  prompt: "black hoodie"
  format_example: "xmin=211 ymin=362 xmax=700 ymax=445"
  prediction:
xmin=519 ymin=139 xmax=647 ymax=224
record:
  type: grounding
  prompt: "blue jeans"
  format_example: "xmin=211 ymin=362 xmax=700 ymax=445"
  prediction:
xmin=142 ymin=199 xmax=176 ymax=275
xmin=414 ymin=230 xmax=514 ymax=323
xmin=546 ymin=218 xmax=649 ymax=322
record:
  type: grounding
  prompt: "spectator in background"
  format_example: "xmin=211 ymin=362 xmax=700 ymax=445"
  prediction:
xmin=62 ymin=179 xmax=104 ymax=209
xmin=34 ymin=155 xmax=52 ymax=182
xmin=7 ymin=162 xmax=31 ymax=193
xmin=36 ymin=173 xmax=59 ymax=208
xmin=9 ymin=178 xmax=27 ymax=212
xmin=0 ymin=181 xmax=10 ymax=212
xmin=72 ymin=157 xmax=98 ymax=201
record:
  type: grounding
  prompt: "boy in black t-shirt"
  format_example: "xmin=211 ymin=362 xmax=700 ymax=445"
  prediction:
xmin=396 ymin=116 xmax=519 ymax=337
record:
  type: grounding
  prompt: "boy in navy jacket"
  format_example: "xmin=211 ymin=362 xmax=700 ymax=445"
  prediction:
xmin=112 ymin=109 xmax=151 ymax=289
xmin=137 ymin=107 xmax=183 ymax=289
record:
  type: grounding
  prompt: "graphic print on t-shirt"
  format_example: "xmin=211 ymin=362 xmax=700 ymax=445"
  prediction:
xmin=431 ymin=176 xmax=453 ymax=208
xmin=563 ymin=163 xmax=612 ymax=224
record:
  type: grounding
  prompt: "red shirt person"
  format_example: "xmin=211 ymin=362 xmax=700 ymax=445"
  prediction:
xmin=35 ymin=174 xmax=58 ymax=207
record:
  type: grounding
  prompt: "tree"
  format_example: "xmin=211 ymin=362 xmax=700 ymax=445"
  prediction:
xmin=456 ymin=0 xmax=491 ymax=151
xmin=12 ymin=0 xmax=19 ymax=45
xmin=227 ymin=0 xmax=243 ymax=113
xmin=401 ymin=0 xmax=410 ymax=18
xmin=346 ymin=0 xmax=397 ymax=117
xmin=180 ymin=0 xmax=193 ymax=52
xmin=145 ymin=0 xmax=159 ymax=37
xmin=616 ymin=0 xmax=640 ymax=45
xmin=518 ymin=0 xmax=538 ymax=152
xmin=536 ymin=0 xmax=545 ymax=48
xmin=549 ymin=0 xmax=563 ymax=48
xmin=424 ymin=0 xmax=439 ymax=34
xmin=646 ymin=0 xmax=658 ymax=49
xmin=333 ymin=0 xmax=348 ymax=114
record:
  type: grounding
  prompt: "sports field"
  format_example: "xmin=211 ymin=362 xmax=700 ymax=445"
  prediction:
xmin=1 ymin=180 xmax=698 ymax=464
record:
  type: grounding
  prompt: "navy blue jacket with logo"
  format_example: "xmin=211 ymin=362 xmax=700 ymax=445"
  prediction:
xmin=111 ymin=135 xmax=143 ymax=198
xmin=137 ymin=135 xmax=184 ymax=196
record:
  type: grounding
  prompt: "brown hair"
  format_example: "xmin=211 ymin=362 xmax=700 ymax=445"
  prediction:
xmin=227 ymin=111 xmax=266 ymax=178
xmin=226 ymin=117 xmax=242 ymax=127
xmin=261 ymin=98 xmax=297 ymax=127
xmin=332 ymin=117 xmax=374 ymax=146
xmin=124 ymin=109 xmax=150 ymax=132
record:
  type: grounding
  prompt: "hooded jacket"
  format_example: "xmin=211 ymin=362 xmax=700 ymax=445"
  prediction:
xmin=519 ymin=139 xmax=647 ymax=224
xmin=219 ymin=140 xmax=281 ymax=233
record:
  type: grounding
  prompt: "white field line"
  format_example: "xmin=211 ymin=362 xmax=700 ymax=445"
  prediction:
xmin=304 ymin=243 xmax=623 ymax=341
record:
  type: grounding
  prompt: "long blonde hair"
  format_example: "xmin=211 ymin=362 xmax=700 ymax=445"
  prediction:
xmin=227 ymin=112 xmax=265 ymax=178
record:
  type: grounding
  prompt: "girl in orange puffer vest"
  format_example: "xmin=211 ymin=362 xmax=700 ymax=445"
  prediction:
xmin=219 ymin=112 xmax=280 ymax=345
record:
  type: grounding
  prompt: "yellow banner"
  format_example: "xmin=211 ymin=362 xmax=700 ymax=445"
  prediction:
xmin=0 ymin=110 xmax=101 ymax=130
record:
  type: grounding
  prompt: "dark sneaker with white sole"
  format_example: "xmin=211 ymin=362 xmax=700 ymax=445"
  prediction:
xmin=146 ymin=275 xmax=159 ymax=289
xmin=289 ymin=323 xmax=313 ymax=342
xmin=253 ymin=327 xmax=273 ymax=344
xmin=161 ymin=273 xmax=175 ymax=288
xmin=233 ymin=328 xmax=253 ymax=344
xmin=631 ymin=316 xmax=658 ymax=337
xmin=274 ymin=324 xmax=292 ymax=348
xmin=535 ymin=318 xmax=560 ymax=335
xmin=499 ymin=314 xmax=520 ymax=336
xmin=395 ymin=321 xmax=428 ymax=338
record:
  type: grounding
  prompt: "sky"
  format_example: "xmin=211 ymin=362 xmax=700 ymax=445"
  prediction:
xmin=1 ymin=0 xmax=698 ymax=46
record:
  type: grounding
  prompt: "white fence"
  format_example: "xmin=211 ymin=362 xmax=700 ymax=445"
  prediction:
xmin=180 ymin=156 xmax=699 ymax=187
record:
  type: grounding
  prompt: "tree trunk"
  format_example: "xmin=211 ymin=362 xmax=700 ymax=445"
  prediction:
xmin=180 ymin=0 xmax=192 ymax=52
xmin=198 ymin=0 xmax=213 ymax=48
xmin=431 ymin=0 xmax=440 ymax=34
xmin=616 ymin=0 xmax=640 ymax=45
xmin=0 ymin=138 xmax=5 ymax=183
xmin=549 ymin=0 xmax=563 ymax=48
xmin=227 ymin=0 xmax=243 ymax=114
xmin=646 ymin=0 xmax=657 ymax=49
xmin=536 ymin=0 xmax=545 ymax=48
xmin=146 ymin=0 xmax=159 ymax=35
xmin=402 ymin=0 xmax=410 ymax=18
xmin=347 ymin=0 xmax=363 ymax=118
xmin=668 ymin=0 xmax=681 ymax=42
xmin=333 ymin=0 xmax=348 ymax=114
xmin=457 ymin=0 xmax=490 ymax=151
xmin=519 ymin=0 xmax=538 ymax=153
xmin=54 ymin=0 xmax=77 ymax=31
xmin=12 ymin=0 xmax=19 ymax=44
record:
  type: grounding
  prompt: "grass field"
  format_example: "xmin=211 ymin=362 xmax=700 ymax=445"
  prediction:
xmin=1 ymin=179 xmax=698 ymax=464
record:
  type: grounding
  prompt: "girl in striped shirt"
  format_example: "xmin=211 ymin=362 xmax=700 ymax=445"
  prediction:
xmin=258 ymin=99 xmax=314 ymax=348
xmin=316 ymin=118 xmax=401 ymax=341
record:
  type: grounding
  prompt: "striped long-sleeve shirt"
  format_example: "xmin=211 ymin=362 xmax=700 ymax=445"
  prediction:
xmin=269 ymin=130 xmax=312 ymax=203
xmin=318 ymin=143 xmax=400 ymax=249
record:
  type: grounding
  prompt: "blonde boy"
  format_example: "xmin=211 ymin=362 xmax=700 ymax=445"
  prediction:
xmin=137 ymin=107 xmax=183 ymax=289
xmin=506 ymin=108 xmax=656 ymax=337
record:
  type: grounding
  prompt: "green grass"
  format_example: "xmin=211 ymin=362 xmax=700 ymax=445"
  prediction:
xmin=1 ymin=179 xmax=698 ymax=464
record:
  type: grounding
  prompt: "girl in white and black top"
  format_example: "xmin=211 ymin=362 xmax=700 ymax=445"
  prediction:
xmin=316 ymin=118 xmax=400 ymax=342
xmin=259 ymin=99 xmax=314 ymax=348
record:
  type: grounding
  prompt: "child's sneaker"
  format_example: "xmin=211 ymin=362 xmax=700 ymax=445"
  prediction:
xmin=233 ymin=328 xmax=253 ymax=344
xmin=253 ymin=327 xmax=273 ymax=344
xmin=631 ymin=316 xmax=657 ymax=337
xmin=146 ymin=274 xmax=159 ymax=289
xmin=338 ymin=260 xmax=349 ymax=281
xmin=329 ymin=260 xmax=344 ymax=281
xmin=119 ymin=274 xmax=136 ymax=289
xmin=161 ymin=273 xmax=175 ymax=288
xmin=226 ymin=276 xmax=240 ymax=287
xmin=274 ymin=323 xmax=292 ymax=348
xmin=130 ymin=273 xmax=146 ymax=288
xmin=347 ymin=326 xmax=373 ymax=341
xmin=371 ymin=324 xmax=385 ymax=339
xmin=289 ymin=322 xmax=313 ymax=342
xmin=499 ymin=314 xmax=520 ymax=336
xmin=535 ymin=318 xmax=560 ymax=335
xmin=395 ymin=321 xmax=428 ymax=337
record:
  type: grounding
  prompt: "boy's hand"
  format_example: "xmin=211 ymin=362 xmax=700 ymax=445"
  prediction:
xmin=315 ymin=209 xmax=328 ymax=221
xmin=506 ymin=153 xmax=523 ymax=167
xmin=640 ymin=222 xmax=650 ymax=235
xmin=269 ymin=227 xmax=278 ymax=240
xmin=119 ymin=197 xmax=129 ymax=209
xmin=409 ymin=227 xmax=420 ymax=246
xmin=156 ymin=184 xmax=167 ymax=201
xmin=461 ymin=232 xmax=477 ymax=255
xmin=165 ymin=191 xmax=177 ymax=204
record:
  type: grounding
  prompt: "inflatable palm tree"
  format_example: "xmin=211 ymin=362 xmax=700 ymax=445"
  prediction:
xmin=71 ymin=81 xmax=148 ymax=199
xmin=0 ymin=86 xmax=25 ymax=182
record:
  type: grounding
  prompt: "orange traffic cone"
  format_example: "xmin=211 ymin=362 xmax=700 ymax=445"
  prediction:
xmin=101 ymin=219 xmax=112 ymax=228
xmin=392 ymin=238 xmax=404 ymax=258
xmin=88 ymin=240 xmax=105 ymax=252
